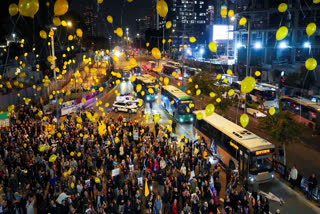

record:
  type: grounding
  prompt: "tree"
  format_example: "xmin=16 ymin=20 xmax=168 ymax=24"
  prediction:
xmin=187 ymin=71 xmax=215 ymax=96
xmin=259 ymin=109 xmax=303 ymax=165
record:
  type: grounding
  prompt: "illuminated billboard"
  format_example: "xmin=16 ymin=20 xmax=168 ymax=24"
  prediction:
xmin=213 ymin=25 xmax=234 ymax=40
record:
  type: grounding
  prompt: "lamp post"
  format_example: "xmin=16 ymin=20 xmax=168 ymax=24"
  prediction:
xmin=50 ymin=26 xmax=59 ymax=125
xmin=137 ymin=33 xmax=141 ymax=66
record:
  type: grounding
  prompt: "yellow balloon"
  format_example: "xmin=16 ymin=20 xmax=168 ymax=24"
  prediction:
xmin=314 ymin=0 xmax=320 ymax=3
xmin=306 ymin=23 xmax=316 ymax=37
xmin=220 ymin=8 xmax=227 ymax=18
xmin=228 ymin=89 xmax=234 ymax=97
xmin=141 ymin=91 xmax=145 ymax=96
xmin=152 ymin=47 xmax=161 ymax=59
xmin=97 ymin=0 xmax=103 ymax=4
xmin=241 ymin=76 xmax=255 ymax=94
xmin=228 ymin=10 xmax=234 ymax=18
xmin=19 ymin=0 xmax=39 ymax=18
xmin=208 ymin=41 xmax=217 ymax=52
xmin=114 ymin=27 xmax=123 ymax=37
xmin=162 ymin=39 xmax=166 ymax=44
xmin=216 ymin=74 xmax=221 ymax=80
xmin=154 ymin=114 xmax=160 ymax=123
xmin=276 ymin=26 xmax=288 ymax=41
xmin=226 ymin=69 xmax=232 ymax=75
xmin=196 ymin=89 xmax=201 ymax=96
xmin=166 ymin=21 xmax=172 ymax=29
xmin=9 ymin=3 xmax=19 ymax=16
xmin=115 ymin=137 xmax=120 ymax=143
xmin=209 ymin=92 xmax=216 ymax=98
xmin=71 ymin=182 xmax=75 ymax=188
xmin=77 ymin=152 xmax=81 ymax=157
xmin=70 ymin=152 xmax=74 ymax=156
xmin=239 ymin=17 xmax=247 ymax=26
xmin=61 ymin=20 xmax=67 ymax=27
xmin=156 ymin=0 xmax=168 ymax=18
xmin=76 ymin=28 xmax=83 ymax=37
xmin=54 ymin=0 xmax=69 ymax=16
xmin=189 ymin=37 xmax=196 ymax=43
xmin=113 ymin=55 xmax=119 ymax=62
xmin=53 ymin=17 xmax=61 ymax=26
xmin=146 ymin=42 xmax=150 ymax=47
xmin=107 ymin=15 xmax=113 ymax=24
xmin=269 ymin=107 xmax=276 ymax=116
xmin=39 ymin=30 xmax=47 ymax=39
xmin=255 ymin=71 xmax=261 ymax=77
xmin=240 ymin=114 xmax=249 ymax=128
xmin=76 ymin=117 xmax=82 ymax=123
xmin=68 ymin=35 xmax=73 ymax=41
xmin=95 ymin=177 xmax=101 ymax=183
xmin=205 ymin=104 xmax=215 ymax=116
xmin=305 ymin=58 xmax=317 ymax=71
xmin=136 ymin=84 xmax=142 ymax=92
xmin=216 ymin=98 xmax=221 ymax=103
xmin=130 ymin=75 xmax=136 ymax=82
xmin=49 ymin=154 xmax=57 ymax=162
xmin=196 ymin=112 xmax=204 ymax=120
xmin=278 ymin=3 xmax=287 ymax=12
xmin=39 ymin=144 xmax=45 ymax=152
xmin=164 ymin=77 xmax=169 ymax=85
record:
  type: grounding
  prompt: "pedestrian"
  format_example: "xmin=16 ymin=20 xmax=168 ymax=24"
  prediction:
xmin=307 ymin=173 xmax=317 ymax=200
xmin=289 ymin=164 xmax=298 ymax=189
xmin=153 ymin=195 xmax=162 ymax=214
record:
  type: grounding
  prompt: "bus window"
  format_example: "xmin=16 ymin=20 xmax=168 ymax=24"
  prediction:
xmin=249 ymin=156 xmax=273 ymax=174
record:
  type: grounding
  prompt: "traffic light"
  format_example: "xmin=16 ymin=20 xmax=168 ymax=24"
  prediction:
xmin=279 ymin=71 xmax=285 ymax=88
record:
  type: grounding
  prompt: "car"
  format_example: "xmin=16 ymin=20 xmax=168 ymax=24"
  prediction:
xmin=247 ymin=108 xmax=266 ymax=118
xmin=116 ymin=95 xmax=144 ymax=106
xmin=131 ymin=66 xmax=142 ymax=76
xmin=112 ymin=101 xmax=138 ymax=113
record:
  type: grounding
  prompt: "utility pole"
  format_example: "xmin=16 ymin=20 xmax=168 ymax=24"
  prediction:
xmin=50 ymin=27 xmax=59 ymax=126
xmin=246 ymin=20 xmax=251 ymax=77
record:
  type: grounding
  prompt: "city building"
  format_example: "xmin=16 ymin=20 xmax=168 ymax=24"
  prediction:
xmin=136 ymin=15 xmax=152 ymax=39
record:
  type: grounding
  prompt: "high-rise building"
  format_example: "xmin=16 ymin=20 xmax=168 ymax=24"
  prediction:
xmin=83 ymin=6 xmax=98 ymax=38
xmin=136 ymin=15 xmax=152 ymax=39
xmin=165 ymin=0 xmax=208 ymax=47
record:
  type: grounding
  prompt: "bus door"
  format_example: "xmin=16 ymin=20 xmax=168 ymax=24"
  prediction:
xmin=238 ymin=149 xmax=249 ymax=178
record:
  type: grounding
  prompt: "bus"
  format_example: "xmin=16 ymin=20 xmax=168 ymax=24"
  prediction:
xmin=181 ymin=66 xmax=199 ymax=78
xmin=162 ymin=65 xmax=182 ymax=79
xmin=161 ymin=85 xmax=194 ymax=123
xmin=280 ymin=96 xmax=320 ymax=130
xmin=193 ymin=110 xmax=275 ymax=184
xmin=167 ymin=61 xmax=181 ymax=67
xmin=133 ymin=74 xmax=158 ymax=102
xmin=231 ymin=81 xmax=278 ymax=109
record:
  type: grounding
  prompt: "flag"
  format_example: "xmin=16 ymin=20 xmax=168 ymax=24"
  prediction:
xmin=144 ymin=179 xmax=149 ymax=197
xmin=189 ymin=170 xmax=195 ymax=181
xmin=209 ymin=175 xmax=216 ymax=195
xmin=142 ymin=158 xmax=146 ymax=171
xmin=193 ymin=139 xmax=199 ymax=145
xmin=210 ymin=139 xmax=215 ymax=154
xmin=110 ymin=135 xmax=115 ymax=146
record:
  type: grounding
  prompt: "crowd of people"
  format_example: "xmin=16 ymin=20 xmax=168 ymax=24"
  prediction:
xmin=0 ymin=102 xmax=273 ymax=214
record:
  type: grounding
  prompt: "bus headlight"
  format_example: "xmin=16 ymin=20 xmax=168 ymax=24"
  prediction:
xmin=179 ymin=118 xmax=184 ymax=123
xmin=249 ymin=176 xmax=255 ymax=183
xmin=146 ymin=97 xmax=150 ymax=101
xmin=190 ymin=117 xmax=194 ymax=122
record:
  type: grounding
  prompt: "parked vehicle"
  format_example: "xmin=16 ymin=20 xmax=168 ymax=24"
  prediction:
xmin=112 ymin=101 xmax=138 ymax=113
xmin=116 ymin=95 xmax=143 ymax=106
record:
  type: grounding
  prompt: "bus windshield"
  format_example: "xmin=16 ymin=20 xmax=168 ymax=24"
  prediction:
xmin=178 ymin=103 xmax=192 ymax=115
xmin=249 ymin=156 xmax=273 ymax=174
xmin=262 ymin=90 xmax=276 ymax=101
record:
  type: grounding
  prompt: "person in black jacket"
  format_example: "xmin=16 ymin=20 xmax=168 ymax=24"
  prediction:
xmin=308 ymin=173 xmax=317 ymax=200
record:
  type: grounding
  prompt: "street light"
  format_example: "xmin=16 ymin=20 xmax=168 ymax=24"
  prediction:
xmin=230 ymin=16 xmax=235 ymax=21
xmin=254 ymin=41 xmax=262 ymax=49
xmin=67 ymin=21 xmax=72 ymax=27
xmin=49 ymin=26 xmax=59 ymax=125
xmin=279 ymin=41 xmax=288 ymax=49
xmin=303 ymin=42 xmax=311 ymax=48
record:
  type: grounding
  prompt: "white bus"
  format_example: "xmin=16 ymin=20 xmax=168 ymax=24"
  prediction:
xmin=193 ymin=110 xmax=275 ymax=184
xmin=231 ymin=81 xmax=278 ymax=109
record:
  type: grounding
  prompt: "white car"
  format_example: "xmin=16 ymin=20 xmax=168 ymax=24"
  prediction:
xmin=116 ymin=95 xmax=143 ymax=106
xmin=112 ymin=101 xmax=138 ymax=114
xmin=247 ymin=108 xmax=266 ymax=118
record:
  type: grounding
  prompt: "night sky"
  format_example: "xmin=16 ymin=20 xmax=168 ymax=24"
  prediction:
xmin=71 ymin=0 xmax=153 ymax=34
